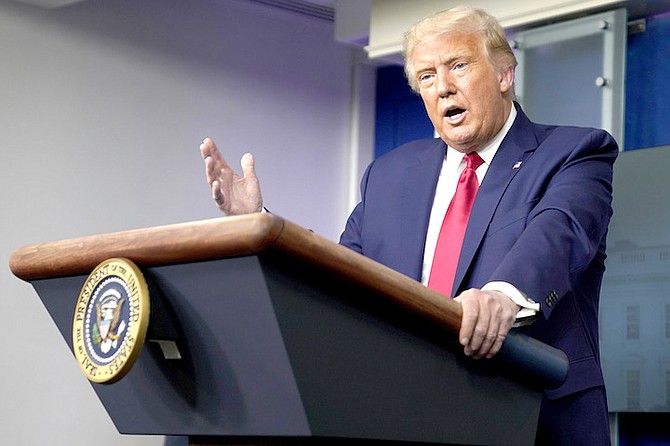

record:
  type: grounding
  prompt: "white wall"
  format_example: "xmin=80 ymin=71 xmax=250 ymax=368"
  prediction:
xmin=0 ymin=0 xmax=363 ymax=444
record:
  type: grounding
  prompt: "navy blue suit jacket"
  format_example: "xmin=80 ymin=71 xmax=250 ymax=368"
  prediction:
xmin=340 ymin=105 xmax=618 ymax=400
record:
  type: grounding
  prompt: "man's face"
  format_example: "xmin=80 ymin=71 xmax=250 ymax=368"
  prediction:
xmin=410 ymin=32 xmax=514 ymax=153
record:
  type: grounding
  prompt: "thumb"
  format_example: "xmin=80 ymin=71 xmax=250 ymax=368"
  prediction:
xmin=240 ymin=153 xmax=256 ymax=178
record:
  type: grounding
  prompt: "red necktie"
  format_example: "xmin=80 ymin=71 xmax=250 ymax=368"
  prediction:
xmin=428 ymin=152 xmax=484 ymax=297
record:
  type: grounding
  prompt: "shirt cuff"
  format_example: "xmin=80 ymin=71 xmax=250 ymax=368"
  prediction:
xmin=482 ymin=281 xmax=540 ymax=326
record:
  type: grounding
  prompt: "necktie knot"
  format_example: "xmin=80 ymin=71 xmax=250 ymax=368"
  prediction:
xmin=464 ymin=152 xmax=484 ymax=171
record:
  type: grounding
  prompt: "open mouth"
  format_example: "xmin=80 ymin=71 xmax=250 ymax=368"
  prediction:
xmin=445 ymin=107 xmax=466 ymax=123
xmin=446 ymin=107 xmax=465 ymax=117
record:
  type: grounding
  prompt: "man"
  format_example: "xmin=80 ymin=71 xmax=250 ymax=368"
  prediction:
xmin=201 ymin=6 xmax=617 ymax=444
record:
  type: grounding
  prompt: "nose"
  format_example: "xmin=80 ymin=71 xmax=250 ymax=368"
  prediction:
xmin=436 ymin=69 xmax=456 ymax=97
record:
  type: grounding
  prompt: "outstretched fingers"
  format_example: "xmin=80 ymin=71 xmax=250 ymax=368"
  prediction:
xmin=201 ymin=138 xmax=230 ymax=186
xmin=199 ymin=137 xmax=264 ymax=215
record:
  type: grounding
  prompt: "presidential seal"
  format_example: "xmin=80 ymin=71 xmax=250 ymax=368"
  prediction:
xmin=72 ymin=258 xmax=150 ymax=384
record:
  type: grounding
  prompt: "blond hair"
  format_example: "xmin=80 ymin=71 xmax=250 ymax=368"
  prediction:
xmin=402 ymin=6 xmax=517 ymax=93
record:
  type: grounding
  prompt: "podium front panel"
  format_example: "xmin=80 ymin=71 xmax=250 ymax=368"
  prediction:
xmin=34 ymin=256 xmax=311 ymax=437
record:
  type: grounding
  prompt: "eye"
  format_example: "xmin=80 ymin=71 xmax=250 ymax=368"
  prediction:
xmin=418 ymin=72 xmax=435 ymax=84
xmin=454 ymin=62 xmax=467 ymax=70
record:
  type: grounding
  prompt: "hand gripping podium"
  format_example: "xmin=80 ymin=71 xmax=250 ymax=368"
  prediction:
xmin=10 ymin=214 xmax=568 ymax=446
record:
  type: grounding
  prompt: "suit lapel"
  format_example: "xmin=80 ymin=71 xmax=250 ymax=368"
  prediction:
xmin=453 ymin=107 xmax=539 ymax=292
xmin=399 ymin=139 xmax=446 ymax=281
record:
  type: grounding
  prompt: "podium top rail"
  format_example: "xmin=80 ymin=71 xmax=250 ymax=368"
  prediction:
xmin=11 ymin=214 xmax=282 ymax=280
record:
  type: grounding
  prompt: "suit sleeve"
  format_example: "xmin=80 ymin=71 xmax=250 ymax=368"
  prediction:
xmin=338 ymin=163 xmax=372 ymax=254
xmin=486 ymin=128 xmax=618 ymax=320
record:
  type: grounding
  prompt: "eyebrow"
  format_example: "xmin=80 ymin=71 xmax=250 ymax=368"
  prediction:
xmin=414 ymin=49 xmax=475 ymax=72
xmin=440 ymin=49 xmax=474 ymax=65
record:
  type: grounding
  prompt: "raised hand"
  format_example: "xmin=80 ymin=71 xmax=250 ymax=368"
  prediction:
xmin=200 ymin=137 xmax=263 ymax=216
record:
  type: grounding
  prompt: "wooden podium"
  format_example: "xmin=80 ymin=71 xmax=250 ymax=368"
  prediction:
xmin=10 ymin=214 xmax=567 ymax=446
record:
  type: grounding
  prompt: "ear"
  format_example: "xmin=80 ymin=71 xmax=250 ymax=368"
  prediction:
xmin=498 ymin=65 xmax=515 ymax=94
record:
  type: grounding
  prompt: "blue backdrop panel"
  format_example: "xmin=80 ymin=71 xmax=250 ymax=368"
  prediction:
xmin=375 ymin=65 xmax=434 ymax=158
xmin=625 ymin=13 xmax=670 ymax=150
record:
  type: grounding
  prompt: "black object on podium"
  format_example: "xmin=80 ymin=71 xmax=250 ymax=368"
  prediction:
xmin=10 ymin=214 xmax=568 ymax=446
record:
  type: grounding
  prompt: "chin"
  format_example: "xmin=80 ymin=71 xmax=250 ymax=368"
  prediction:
xmin=443 ymin=136 xmax=473 ymax=151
